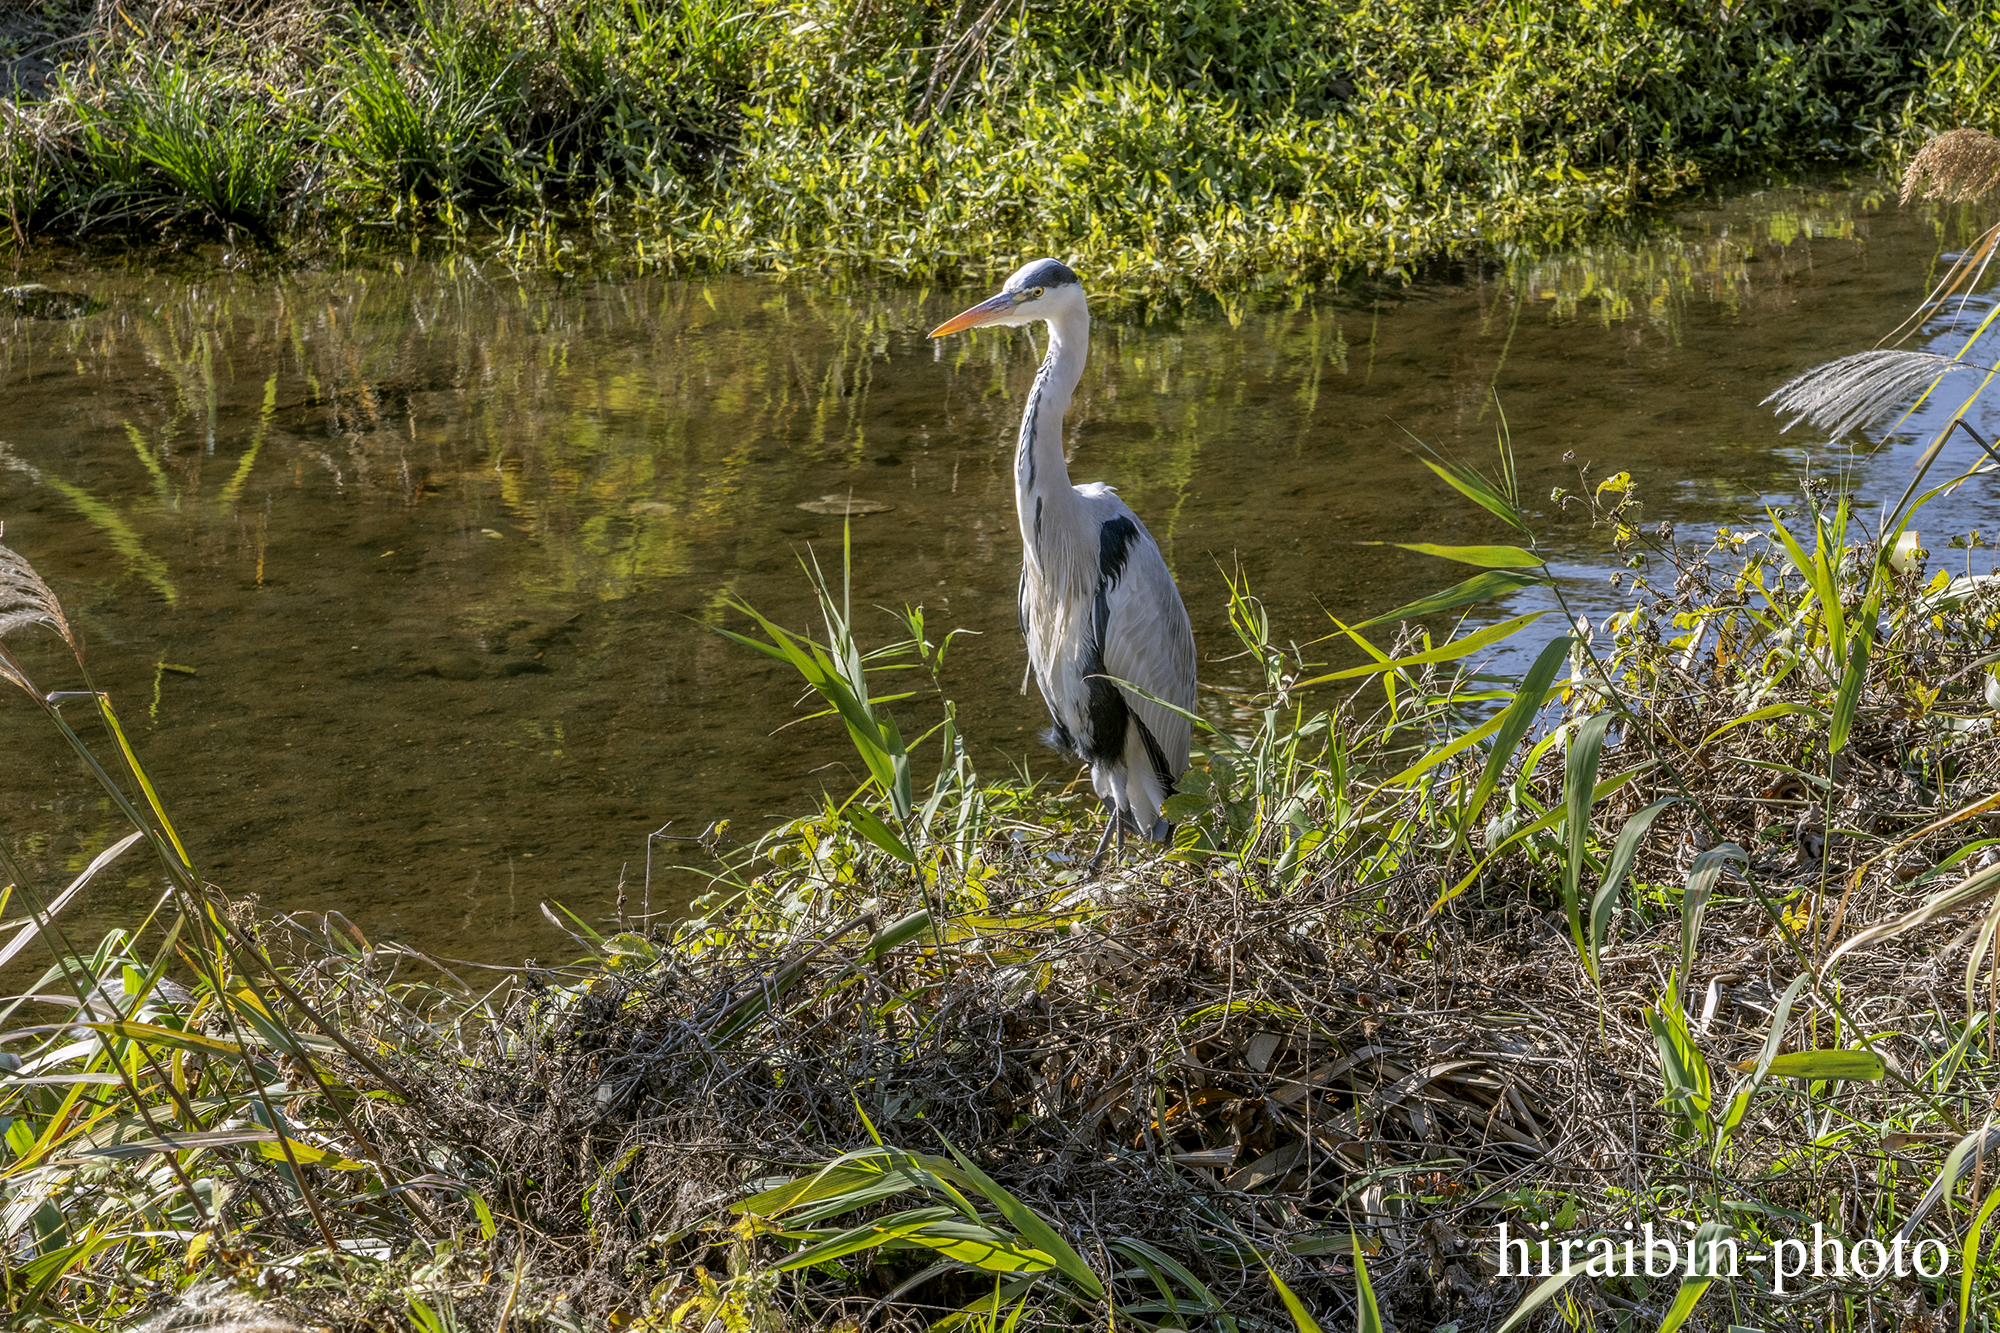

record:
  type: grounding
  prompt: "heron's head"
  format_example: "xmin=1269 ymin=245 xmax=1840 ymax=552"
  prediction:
xmin=929 ymin=258 xmax=1086 ymax=337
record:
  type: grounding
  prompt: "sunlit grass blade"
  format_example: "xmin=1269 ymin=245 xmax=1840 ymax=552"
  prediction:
xmin=1768 ymin=509 xmax=1847 ymax=669
xmin=1461 ymin=636 xmax=1572 ymax=838
xmin=1416 ymin=455 xmax=1530 ymax=534
xmin=1356 ymin=570 xmax=1546 ymax=629
xmin=841 ymin=801 xmax=918 ymax=863
xmin=936 ymin=1135 xmax=1104 ymax=1300
xmin=1696 ymin=702 xmax=1822 ymax=749
xmin=1646 ymin=974 xmax=1714 ymax=1143
xmin=1717 ymin=973 xmax=1811 ymax=1146
xmin=1758 ymin=1050 xmax=1886 ymax=1080
xmin=1681 ymin=846 xmax=1745 ymax=984
xmin=1562 ymin=712 xmax=1612 ymax=972
xmin=1960 ymin=1182 xmax=2000 ymax=1333
xmin=1492 ymin=1262 xmax=1584 ymax=1333
xmin=1588 ymin=797 xmax=1676 ymax=978
xmin=1365 ymin=541 xmax=1542 ymax=568
xmin=1829 ymin=585 xmax=1881 ymax=756
xmin=1654 ymin=1222 xmax=1734 ymax=1332
xmin=1351 ymin=1233 xmax=1383 ymax=1333
xmin=1258 ymin=1259 xmax=1324 ymax=1333
xmin=1298 ymin=610 xmax=1554 ymax=687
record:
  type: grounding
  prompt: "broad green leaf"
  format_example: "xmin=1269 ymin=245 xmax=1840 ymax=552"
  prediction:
xmin=1368 ymin=541 xmax=1543 ymax=569
xmin=896 ymin=1219 xmax=1061 ymax=1273
xmin=1462 ymin=636 xmax=1573 ymax=835
xmin=787 ymin=1171 xmax=936 ymax=1226
xmin=1562 ymin=713 xmax=1613 ymax=972
xmin=1647 ymin=980 xmax=1713 ymax=1137
xmin=74 ymin=1020 xmax=247 ymax=1058
xmin=937 ymin=1135 xmax=1104 ymax=1299
xmin=841 ymin=803 xmax=916 ymax=863
xmin=1655 ymin=1222 xmax=1735 ymax=1333
xmin=1829 ymin=585 xmax=1881 ymax=756
xmin=255 ymin=1134 xmax=367 ymax=1170
xmin=735 ymin=1163 xmax=901 ymax=1218
xmin=1358 ymin=570 xmax=1546 ymax=628
xmin=859 ymin=910 xmax=935 ymax=961
xmin=1681 ymin=846 xmax=1745 ymax=983
xmin=1297 ymin=610 xmax=1554 ymax=687
xmin=1588 ymin=798 xmax=1677 ymax=978
xmin=1420 ymin=456 xmax=1529 ymax=532
xmin=775 ymin=1206 xmax=1056 ymax=1274
xmin=1767 ymin=512 xmax=1846 ymax=669
xmin=1759 ymin=1050 xmax=1887 ymax=1081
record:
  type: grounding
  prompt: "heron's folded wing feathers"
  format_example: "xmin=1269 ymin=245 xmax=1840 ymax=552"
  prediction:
xmin=1098 ymin=531 xmax=1195 ymax=782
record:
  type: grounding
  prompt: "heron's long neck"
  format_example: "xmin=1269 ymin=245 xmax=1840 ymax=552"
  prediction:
xmin=1016 ymin=307 xmax=1089 ymax=571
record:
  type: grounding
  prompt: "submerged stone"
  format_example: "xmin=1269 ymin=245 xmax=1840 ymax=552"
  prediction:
xmin=3 ymin=285 xmax=95 ymax=319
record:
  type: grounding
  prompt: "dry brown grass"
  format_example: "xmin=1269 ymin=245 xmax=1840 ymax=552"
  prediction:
xmin=1901 ymin=127 xmax=2000 ymax=205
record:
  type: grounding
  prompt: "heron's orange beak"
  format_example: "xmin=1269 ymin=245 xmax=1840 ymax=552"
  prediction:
xmin=929 ymin=291 xmax=1017 ymax=338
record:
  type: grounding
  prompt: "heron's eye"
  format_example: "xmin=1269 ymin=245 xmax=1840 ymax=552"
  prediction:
xmin=1031 ymin=286 xmax=1044 ymax=299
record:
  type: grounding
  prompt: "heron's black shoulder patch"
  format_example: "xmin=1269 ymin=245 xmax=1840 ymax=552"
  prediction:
xmin=1011 ymin=258 xmax=1080 ymax=291
xmin=1098 ymin=515 xmax=1140 ymax=585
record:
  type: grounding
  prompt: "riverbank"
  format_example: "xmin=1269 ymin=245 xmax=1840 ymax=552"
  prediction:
xmin=1 ymin=0 xmax=1995 ymax=297
xmin=11 ymin=424 xmax=2000 ymax=1327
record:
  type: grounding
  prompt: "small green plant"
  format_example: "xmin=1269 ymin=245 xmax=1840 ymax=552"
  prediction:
xmin=323 ymin=5 xmax=528 ymax=212
xmin=67 ymin=56 xmax=295 ymax=232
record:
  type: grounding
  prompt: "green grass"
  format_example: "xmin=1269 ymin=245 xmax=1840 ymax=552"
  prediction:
xmin=60 ymin=55 xmax=298 ymax=234
xmin=1 ymin=0 xmax=1996 ymax=290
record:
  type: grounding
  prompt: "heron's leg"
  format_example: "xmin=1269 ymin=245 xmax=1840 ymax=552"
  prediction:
xmin=1086 ymin=814 xmax=1118 ymax=874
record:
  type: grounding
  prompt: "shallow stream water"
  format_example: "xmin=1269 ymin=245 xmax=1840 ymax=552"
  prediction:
xmin=3 ymin=177 xmax=1998 ymax=963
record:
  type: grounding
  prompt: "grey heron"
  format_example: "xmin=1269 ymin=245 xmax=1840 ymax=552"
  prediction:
xmin=930 ymin=258 xmax=1197 ymax=867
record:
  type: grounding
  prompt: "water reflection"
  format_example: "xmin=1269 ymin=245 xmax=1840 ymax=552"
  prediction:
xmin=0 ymin=179 xmax=1994 ymax=962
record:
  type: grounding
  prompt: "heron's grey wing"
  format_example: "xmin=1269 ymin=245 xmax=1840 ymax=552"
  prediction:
xmin=1097 ymin=520 xmax=1195 ymax=784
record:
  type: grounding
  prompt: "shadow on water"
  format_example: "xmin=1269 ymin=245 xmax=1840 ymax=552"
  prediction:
xmin=2 ymin=175 xmax=1998 ymax=962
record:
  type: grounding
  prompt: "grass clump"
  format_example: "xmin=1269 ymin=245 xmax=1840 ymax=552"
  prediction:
xmin=0 ymin=0 xmax=1997 ymax=291
xmin=321 ymin=12 xmax=528 ymax=214
xmin=67 ymin=57 xmax=299 ymax=234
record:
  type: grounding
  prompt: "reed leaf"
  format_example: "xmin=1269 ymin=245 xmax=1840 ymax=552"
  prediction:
xmin=1356 ymin=570 xmax=1546 ymax=628
xmin=1587 ymin=797 xmax=1676 ymax=980
xmin=1462 ymin=636 xmax=1573 ymax=838
xmin=1561 ymin=712 xmax=1613 ymax=971
xmin=1681 ymin=847 xmax=1745 ymax=985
